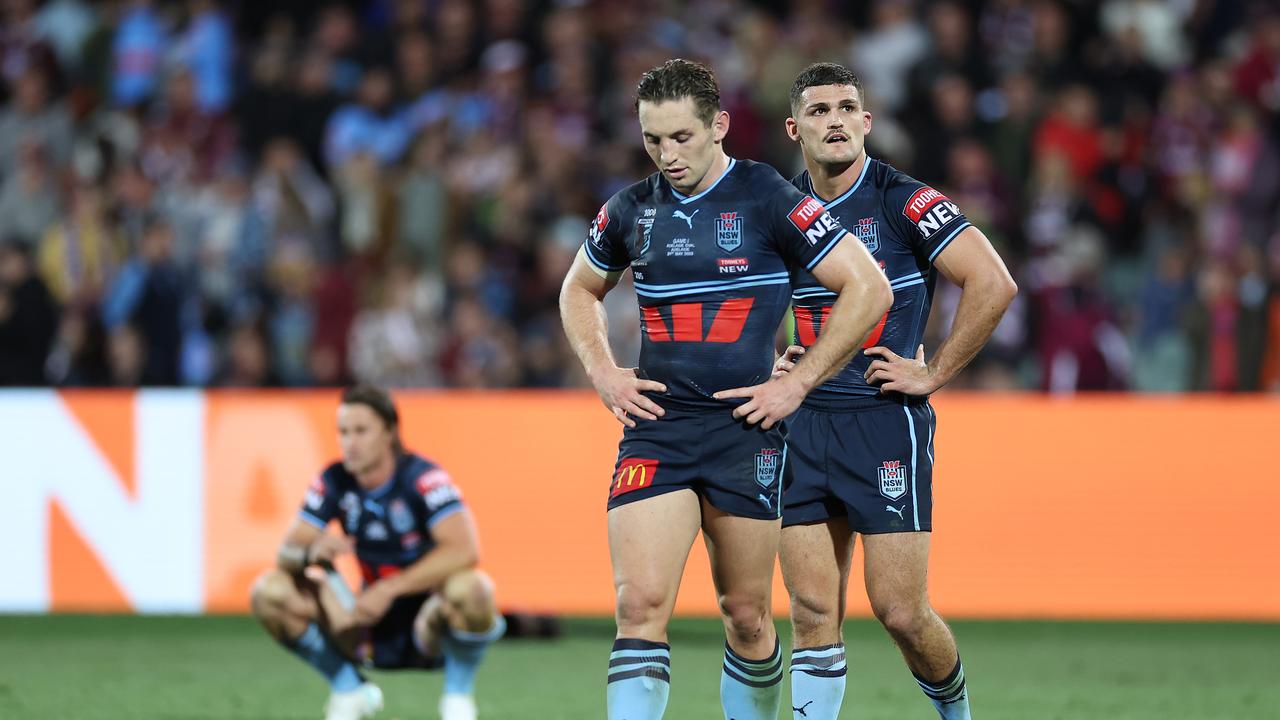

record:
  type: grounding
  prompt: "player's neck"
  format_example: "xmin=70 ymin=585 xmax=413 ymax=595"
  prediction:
xmin=356 ymin=453 xmax=396 ymax=491
xmin=807 ymin=150 xmax=866 ymax=203
xmin=682 ymin=149 xmax=730 ymax=197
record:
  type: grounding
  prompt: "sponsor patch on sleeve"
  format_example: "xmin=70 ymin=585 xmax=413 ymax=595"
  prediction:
xmin=587 ymin=204 xmax=610 ymax=248
xmin=416 ymin=468 xmax=462 ymax=511
xmin=902 ymin=186 xmax=962 ymax=239
xmin=788 ymin=196 xmax=841 ymax=246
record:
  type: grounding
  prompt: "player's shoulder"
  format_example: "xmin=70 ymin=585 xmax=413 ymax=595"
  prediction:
xmin=320 ymin=460 xmax=353 ymax=487
xmin=871 ymin=158 xmax=938 ymax=206
xmin=788 ymin=169 xmax=810 ymax=194
xmin=734 ymin=158 xmax=793 ymax=192
xmin=608 ymin=173 xmax=663 ymax=211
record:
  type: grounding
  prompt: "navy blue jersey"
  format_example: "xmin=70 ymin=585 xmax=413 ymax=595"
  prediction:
xmin=299 ymin=452 xmax=465 ymax=584
xmin=790 ymin=158 xmax=972 ymax=406
xmin=582 ymin=158 xmax=848 ymax=410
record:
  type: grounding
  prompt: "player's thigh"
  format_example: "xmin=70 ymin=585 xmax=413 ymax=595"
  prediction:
xmin=780 ymin=517 xmax=855 ymax=619
xmin=700 ymin=495 xmax=781 ymax=606
xmin=608 ymin=488 xmax=702 ymax=611
xmin=252 ymin=568 xmax=321 ymax=621
xmin=861 ymin=531 xmax=931 ymax=612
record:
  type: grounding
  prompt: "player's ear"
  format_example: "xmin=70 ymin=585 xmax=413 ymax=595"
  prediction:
xmin=711 ymin=110 xmax=730 ymax=143
xmin=863 ymin=110 xmax=873 ymax=135
xmin=785 ymin=116 xmax=800 ymax=143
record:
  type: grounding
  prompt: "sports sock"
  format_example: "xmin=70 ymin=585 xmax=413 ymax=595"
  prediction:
xmin=914 ymin=658 xmax=971 ymax=720
xmin=607 ymin=638 xmax=671 ymax=720
xmin=788 ymin=643 xmax=847 ymax=719
xmin=442 ymin=615 xmax=507 ymax=696
xmin=282 ymin=622 xmax=365 ymax=692
xmin=720 ymin=638 xmax=783 ymax=720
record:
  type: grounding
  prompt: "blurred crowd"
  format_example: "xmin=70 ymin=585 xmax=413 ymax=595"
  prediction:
xmin=0 ymin=0 xmax=1278 ymax=392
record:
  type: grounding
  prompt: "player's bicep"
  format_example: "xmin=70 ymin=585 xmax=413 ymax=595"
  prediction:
xmin=427 ymin=508 xmax=480 ymax=559
xmin=932 ymin=226 xmax=1014 ymax=290
xmin=809 ymin=235 xmax=884 ymax=295
xmin=565 ymin=247 xmax=622 ymax=301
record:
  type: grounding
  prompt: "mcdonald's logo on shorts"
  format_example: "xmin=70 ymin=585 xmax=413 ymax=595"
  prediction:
xmin=611 ymin=458 xmax=660 ymax=499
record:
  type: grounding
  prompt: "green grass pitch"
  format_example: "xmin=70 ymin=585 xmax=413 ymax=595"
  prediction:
xmin=0 ymin=615 xmax=1276 ymax=718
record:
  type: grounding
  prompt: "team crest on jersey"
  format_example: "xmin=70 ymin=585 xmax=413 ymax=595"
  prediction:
xmin=878 ymin=460 xmax=907 ymax=500
xmin=755 ymin=448 xmax=781 ymax=489
xmin=634 ymin=217 xmax=654 ymax=257
xmin=364 ymin=520 xmax=388 ymax=541
xmin=854 ymin=217 xmax=879 ymax=254
xmin=716 ymin=211 xmax=743 ymax=253
xmin=389 ymin=498 xmax=414 ymax=534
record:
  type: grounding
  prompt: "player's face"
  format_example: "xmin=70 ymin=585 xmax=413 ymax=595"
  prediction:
xmin=337 ymin=403 xmax=395 ymax=475
xmin=787 ymin=84 xmax=872 ymax=167
xmin=638 ymin=97 xmax=729 ymax=194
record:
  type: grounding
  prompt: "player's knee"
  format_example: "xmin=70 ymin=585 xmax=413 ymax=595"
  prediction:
xmin=719 ymin=593 xmax=769 ymax=645
xmin=872 ymin=599 xmax=929 ymax=640
xmin=789 ymin=590 xmax=840 ymax=637
xmin=614 ymin=582 xmax=670 ymax=632
xmin=442 ymin=569 xmax=497 ymax=630
xmin=250 ymin=569 xmax=295 ymax=620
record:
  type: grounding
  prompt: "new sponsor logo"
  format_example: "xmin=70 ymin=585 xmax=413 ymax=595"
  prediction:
xmin=717 ymin=257 xmax=749 ymax=274
xmin=854 ymin=217 xmax=879 ymax=253
xmin=755 ymin=448 xmax=781 ymax=489
xmin=902 ymin=187 xmax=960 ymax=239
xmin=788 ymin=197 xmax=840 ymax=246
xmin=716 ymin=211 xmax=743 ymax=252
xmin=877 ymin=460 xmax=907 ymax=500
xmin=588 ymin=204 xmax=610 ymax=248
xmin=611 ymin=458 xmax=659 ymax=499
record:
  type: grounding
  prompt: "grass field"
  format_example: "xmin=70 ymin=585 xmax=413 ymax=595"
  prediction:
xmin=1 ymin=615 xmax=1276 ymax=719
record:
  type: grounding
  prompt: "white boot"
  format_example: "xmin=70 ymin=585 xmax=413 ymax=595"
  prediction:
xmin=324 ymin=682 xmax=384 ymax=720
xmin=439 ymin=693 xmax=478 ymax=720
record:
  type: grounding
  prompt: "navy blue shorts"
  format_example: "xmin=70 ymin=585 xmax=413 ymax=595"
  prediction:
xmin=360 ymin=593 xmax=444 ymax=670
xmin=782 ymin=399 xmax=935 ymax=533
xmin=606 ymin=407 xmax=788 ymax=520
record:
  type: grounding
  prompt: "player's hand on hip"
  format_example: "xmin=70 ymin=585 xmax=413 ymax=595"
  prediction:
xmin=863 ymin=344 xmax=938 ymax=396
xmin=713 ymin=375 xmax=805 ymax=430
xmin=771 ymin=345 xmax=805 ymax=378
xmin=592 ymin=366 xmax=666 ymax=428
xmin=308 ymin=533 xmax=353 ymax=566
xmin=353 ymin=580 xmax=397 ymax=626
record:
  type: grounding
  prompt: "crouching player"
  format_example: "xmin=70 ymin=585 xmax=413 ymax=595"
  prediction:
xmin=251 ymin=384 xmax=504 ymax=720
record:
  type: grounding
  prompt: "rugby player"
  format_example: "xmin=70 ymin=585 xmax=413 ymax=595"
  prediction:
xmin=250 ymin=385 xmax=503 ymax=720
xmin=772 ymin=63 xmax=1017 ymax=720
xmin=559 ymin=58 xmax=892 ymax=720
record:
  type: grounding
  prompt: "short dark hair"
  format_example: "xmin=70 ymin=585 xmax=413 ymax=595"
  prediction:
xmin=789 ymin=63 xmax=865 ymax=115
xmin=635 ymin=59 xmax=721 ymax=126
xmin=341 ymin=384 xmax=403 ymax=454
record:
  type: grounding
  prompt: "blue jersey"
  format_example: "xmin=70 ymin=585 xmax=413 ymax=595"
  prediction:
xmin=790 ymin=158 xmax=972 ymax=407
xmin=583 ymin=158 xmax=848 ymax=410
xmin=299 ymin=452 xmax=465 ymax=584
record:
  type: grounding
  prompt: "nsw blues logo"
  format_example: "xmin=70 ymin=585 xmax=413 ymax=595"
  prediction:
xmin=717 ymin=211 xmax=743 ymax=253
xmin=878 ymin=460 xmax=906 ymax=500
xmin=854 ymin=217 xmax=879 ymax=254
xmin=755 ymin=448 xmax=781 ymax=489
xmin=389 ymin=498 xmax=415 ymax=534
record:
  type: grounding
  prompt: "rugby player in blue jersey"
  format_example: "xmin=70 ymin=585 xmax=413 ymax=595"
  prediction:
xmin=560 ymin=59 xmax=892 ymax=720
xmin=772 ymin=64 xmax=1017 ymax=720
xmin=251 ymin=385 xmax=503 ymax=720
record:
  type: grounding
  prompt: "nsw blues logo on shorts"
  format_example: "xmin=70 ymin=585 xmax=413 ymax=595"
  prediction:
xmin=878 ymin=460 xmax=906 ymax=500
xmin=755 ymin=448 xmax=781 ymax=489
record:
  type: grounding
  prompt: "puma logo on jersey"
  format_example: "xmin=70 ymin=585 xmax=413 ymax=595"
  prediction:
xmin=672 ymin=209 xmax=700 ymax=228
xmin=885 ymin=504 xmax=905 ymax=519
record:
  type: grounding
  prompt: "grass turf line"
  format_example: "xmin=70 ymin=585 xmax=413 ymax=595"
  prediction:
xmin=0 ymin=615 xmax=1276 ymax=719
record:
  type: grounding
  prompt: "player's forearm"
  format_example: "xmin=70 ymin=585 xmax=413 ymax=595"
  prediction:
xmin=792 ymin=279 xmax=893 ymax=392
xmin=381 ymin=542 xmax=479 ymax=598
xmin=276 ymin=543 xmax=309 ymax=574
xmin=929 ymin=272 xmax=1017 ymax=386
xmin=560 ymin=283 xmax=618 ymax=379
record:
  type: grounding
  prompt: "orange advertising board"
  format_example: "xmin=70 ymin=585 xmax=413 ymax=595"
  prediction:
xmin=3 ymin=390 xmax=1277 ymax=620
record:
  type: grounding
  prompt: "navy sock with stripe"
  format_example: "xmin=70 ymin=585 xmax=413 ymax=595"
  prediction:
xmin=914 ymin=658 xmax=971 ymax=720
xmin=720 ymin=638 xmax=783 ymax=720
xmin=607 ymin=638 xmax=671 ymax=720
xmin=788 ymin=643 xmax=847 ymax=719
